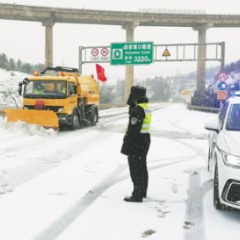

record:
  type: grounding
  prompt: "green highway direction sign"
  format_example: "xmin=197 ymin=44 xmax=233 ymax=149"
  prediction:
xmin=110 ymin=42 xmax=153 ymax=65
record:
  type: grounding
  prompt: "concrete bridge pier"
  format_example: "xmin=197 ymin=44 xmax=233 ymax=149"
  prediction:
xmin=193 ymin=24 xmax=212 ymax=93
xmin=122 ymin=22 xmax=139 ymax=102
xmin=42 ymin=16 xmax=55 ymax=67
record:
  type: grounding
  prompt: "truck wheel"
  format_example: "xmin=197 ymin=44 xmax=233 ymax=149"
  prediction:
xmin=91 ymin=108 xmax=98 ymax=126
xmin=71 ymin=111 xmax=81 ymax=130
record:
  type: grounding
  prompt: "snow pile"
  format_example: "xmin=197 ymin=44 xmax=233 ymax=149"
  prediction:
xmin=0 ymin=116 xmax=57 ymax=137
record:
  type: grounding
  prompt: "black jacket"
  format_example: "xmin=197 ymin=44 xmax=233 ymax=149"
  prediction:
xmin=121 ymin=96 xmax=151 ymax=156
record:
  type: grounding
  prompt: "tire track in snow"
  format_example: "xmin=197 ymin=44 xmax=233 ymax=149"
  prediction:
xmin=176 ymin=140 xmax=210 ymax=240
xmin=33 ymin=164 xmax=127 ymax=240
xmin=152 ymin=110 xmax=210 ymax=240
xmin=183 ymin=178 xmax=212 ymax=240
xmin=33 ymin=155 xmax=198 ymax=240
xmin=0 ymin=130 xmax=113 ymax=196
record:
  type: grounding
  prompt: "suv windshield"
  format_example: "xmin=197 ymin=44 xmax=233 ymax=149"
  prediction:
xmin=226 ymin=103 xmax=240 ymax=131
xmin=24 ymin=80 xmax=66 ymax=99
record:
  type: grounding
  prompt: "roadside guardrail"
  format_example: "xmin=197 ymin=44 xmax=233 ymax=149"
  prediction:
xmin=0 ymin=104 xmax=128 ymax=116
xmin=0 ymin=103 xmax=220 ymax=117
xmin=187 ymin=104 xmax=220 ymax=113
xmin=97 ymin=104 xmax=127 ymax=110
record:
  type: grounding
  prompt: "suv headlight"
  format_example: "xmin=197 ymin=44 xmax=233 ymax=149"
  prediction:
xmin=222 ymin=152 xmax=240 ymax=168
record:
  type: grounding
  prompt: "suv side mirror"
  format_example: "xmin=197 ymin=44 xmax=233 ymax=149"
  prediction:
xmin=205 ymin=120 xmax=220 ymax=133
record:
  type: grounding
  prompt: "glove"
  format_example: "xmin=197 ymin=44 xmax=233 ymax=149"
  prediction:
xmin=120 ymin=134 xmax=131 ymax=156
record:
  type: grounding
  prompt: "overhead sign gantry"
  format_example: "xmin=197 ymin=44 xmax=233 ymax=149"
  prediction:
xmin=79 ymin=42 xmax=224 ymax=67
xmin=79 ymin=41 xmax=225 ymax=97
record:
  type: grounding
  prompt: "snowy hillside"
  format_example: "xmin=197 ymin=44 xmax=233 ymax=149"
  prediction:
xmin=0 ymin=68 xmax=28 ymax=109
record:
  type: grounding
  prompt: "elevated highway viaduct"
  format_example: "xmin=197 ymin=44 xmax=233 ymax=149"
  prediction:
xmin=1 ymin=3 xmax=240 ymax=98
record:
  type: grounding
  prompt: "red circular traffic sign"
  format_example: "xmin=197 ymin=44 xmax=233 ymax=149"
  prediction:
xmin=218 ymin=72 xmax=228 ymax=82
xmin=91 ymin=48 xmax=99 ymax=57
xmin=101 ymin=48 xmax=109 ymax=56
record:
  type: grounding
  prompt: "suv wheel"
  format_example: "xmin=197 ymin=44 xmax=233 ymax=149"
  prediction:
xmin=208 ymin=148 xmax=211 ymax=171
xmin=213 ymin=162 xmax=225 ymax=210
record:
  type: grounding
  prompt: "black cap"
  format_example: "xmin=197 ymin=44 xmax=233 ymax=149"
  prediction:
xmin=127 ymin=86 xmax=146 ymax=105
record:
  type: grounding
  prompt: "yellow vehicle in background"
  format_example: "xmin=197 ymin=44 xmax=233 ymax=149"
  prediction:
xmin=4 ymin=66 xmax=100 ymax=130
xmin=181 ymin=89 xmax=192 ymax=104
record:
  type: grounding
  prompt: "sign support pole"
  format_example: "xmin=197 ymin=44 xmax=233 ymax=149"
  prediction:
xmin=124 ymin=24 xmax=134 ymax=102
xmin=221 ymin=42 xmax=225 ymax=72
xmin=78 ymin=46 xmax=83 ymax=74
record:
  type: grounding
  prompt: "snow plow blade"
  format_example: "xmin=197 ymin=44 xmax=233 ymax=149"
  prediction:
xmin=3 ymin=109 xmax=59 ymax=130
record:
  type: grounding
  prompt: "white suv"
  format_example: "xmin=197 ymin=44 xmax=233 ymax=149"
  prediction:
xmin=205 ymin=94 xmax=240 ymax=210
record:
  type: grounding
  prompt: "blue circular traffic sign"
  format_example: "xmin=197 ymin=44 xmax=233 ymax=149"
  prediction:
xmin=218 ymin=81 xmax=228 ymax=90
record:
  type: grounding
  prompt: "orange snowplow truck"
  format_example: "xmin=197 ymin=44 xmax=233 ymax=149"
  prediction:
xmin=3 ymin=66 xmax=100 ymax=130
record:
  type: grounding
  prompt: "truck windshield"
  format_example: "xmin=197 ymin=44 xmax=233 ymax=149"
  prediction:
xmin=24 ymin=80 xmax=67 ymax=99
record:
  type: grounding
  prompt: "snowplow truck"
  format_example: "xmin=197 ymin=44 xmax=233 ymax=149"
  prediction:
xmin=3 ymin=66 xmax=100 ymax=130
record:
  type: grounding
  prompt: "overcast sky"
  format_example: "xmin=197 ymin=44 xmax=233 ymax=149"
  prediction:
xmin=0 ymin=0 xmax=240 ymax=82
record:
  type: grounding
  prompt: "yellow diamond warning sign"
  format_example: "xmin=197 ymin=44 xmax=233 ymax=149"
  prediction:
xmin=162 ymin=48 xmax=171 ymax=57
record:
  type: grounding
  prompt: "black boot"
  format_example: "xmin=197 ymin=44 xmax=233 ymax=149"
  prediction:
xmin=142 ymin=192 xmax=147 ymax=198
xmin=131 ymin=189 xmax=146 ymax=198
xmin=124 ymin=196 xmax=142 ymax=202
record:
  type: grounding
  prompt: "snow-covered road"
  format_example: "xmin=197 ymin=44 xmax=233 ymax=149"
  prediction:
xmin=0 ymin=103 xmax=240 ymax=240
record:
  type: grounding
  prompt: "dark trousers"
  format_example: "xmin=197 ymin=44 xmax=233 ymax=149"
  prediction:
xmin=128 ymin=154 xmax=148 ymax=198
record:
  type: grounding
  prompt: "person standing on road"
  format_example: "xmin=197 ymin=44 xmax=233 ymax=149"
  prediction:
xmin=34 ymin=84 xmax=45 ymax=94
xmin=121 ymin=86 xmax=152 ymax=203
xmin=59 ymin=83 xmax=66 ymax=94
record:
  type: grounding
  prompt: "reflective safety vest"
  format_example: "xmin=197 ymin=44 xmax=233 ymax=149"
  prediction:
xmin=60 ymin=88 xmax=66 ymax=94
xmin=34 ymin=89 xmax=44 ymax=94
xmin=138 ymin=103 xmax=152 ymax=133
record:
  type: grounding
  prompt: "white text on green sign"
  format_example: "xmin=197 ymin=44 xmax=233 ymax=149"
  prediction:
xmin=110 ymin=42 xmax=153 ymax=65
